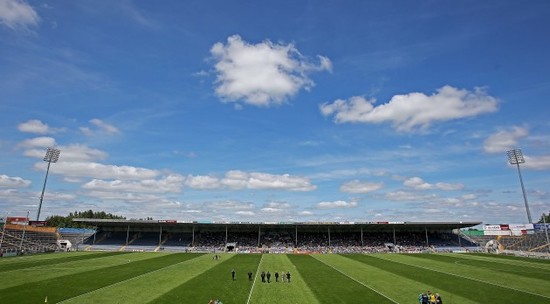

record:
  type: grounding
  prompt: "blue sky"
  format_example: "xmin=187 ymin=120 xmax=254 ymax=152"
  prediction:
xmin=1 ymin=0 xmax=549 ymax=224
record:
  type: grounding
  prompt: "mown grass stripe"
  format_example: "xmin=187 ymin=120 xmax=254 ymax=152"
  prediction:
xmin=58 ymin=253 xmax=222 ymax=304
xmin=446 ymin=252 xmax=550 ymax=267
xmin=57 ymin=253 xmax=205 ymax=304
xmin=324 ymin=254 xmax=476 ymax=304
xmin=311 ymin=255 xmax=398 ymax=303
xmin=0 ymin=251 xmax=129 ymax=273
xmin=407 ymin=253 xmax=548 ymax=280
xmin=0 ymin=251 xmax=157 ymax=290
xmin=391 ymin=254 xmax=550 ymax=299
xmin=383 ymin=253 xmax=549 ymax=297
xmin=0 ymin=253 xmax=202 ymax=304
xmin=249 ymin=254 xmax=319 ymax=304
xmin=246 ymin=254 xmax=262 ymax=304
xmin=288 ymin=254 xmax=395 ymax=304
xmin=350 ymin=254 xmax=549 ymax=304
xmin=468 ymin=253 xmax=550 ymax=264
xmin=149 ymin=254 xmax=262 ymax=304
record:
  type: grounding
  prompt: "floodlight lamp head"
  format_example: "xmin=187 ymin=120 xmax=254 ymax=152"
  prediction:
xmin=506 ymin=149 xmax=524 ymax=165
xmin=43 ymin=147 xmax=61 ymax=163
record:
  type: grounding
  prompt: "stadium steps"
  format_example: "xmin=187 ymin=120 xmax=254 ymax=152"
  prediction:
xmin=153 ymin=235 xmax=170 ymax=252
xmin=118 ymin=233 xmax=139 ymax=251
xmin=529 ymin=243 xmax=550 ymax=252
xmin=93 ymin=233 xmax=107 ymax=244
xmin=457 ymin=232 xmax=479 ymax=245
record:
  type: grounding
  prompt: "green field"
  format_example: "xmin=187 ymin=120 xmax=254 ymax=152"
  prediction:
xmin=0 ymin=252 xmax=548 ymax=304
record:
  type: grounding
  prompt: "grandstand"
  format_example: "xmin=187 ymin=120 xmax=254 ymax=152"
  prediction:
xmin=3 ymin=216 xmax=548 ymax=258
xmin=0 ymin=218 xmax=96 ymax=256
xmin=73 ymin=218 xmax=483 ymax=253
xmin=462 ymin=223 xmax=550 ymax=258
xmin=0 ymin=224 xmax=58 ymax=256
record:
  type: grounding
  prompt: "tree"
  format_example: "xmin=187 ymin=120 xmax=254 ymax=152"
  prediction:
xmin=45 ymin=210 xmax=125 ymax=228
xmin=538 ymin=212 xmax=550 ymax=224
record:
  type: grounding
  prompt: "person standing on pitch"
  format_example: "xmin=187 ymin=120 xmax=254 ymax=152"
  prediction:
xmin=286 ymin=271 xmax=291 ymax=283
xmin=281 ymin=271 xmax=286 ymax=282
xmin=274 ymin=271 xmax=279 ymax=282
xmin=248 ymin=271 xmax=253 ymax=281
xmin=435 ymin=293 xmax=443 ymax=304
xmin=261 ymin=271 xmax=266 ymax=283
xmin=231 ymin=269 xmax=236 ymax=281
xmin=266 ymin=271 xmax=271 ymax=283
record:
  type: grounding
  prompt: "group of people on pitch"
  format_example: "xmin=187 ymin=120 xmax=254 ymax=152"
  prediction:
xmin=230 ymin=269 xmax=292 ymax=283
xmin=419 ymin=291 xmax=443 ymax=304
xmin=259 ymin=270 xmax=291 ymax=283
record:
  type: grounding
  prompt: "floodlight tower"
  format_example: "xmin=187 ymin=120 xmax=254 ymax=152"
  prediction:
xmin=36 ymin=147 xmax=61 ymax=221
xmin=506 ymin=148 xmax=532 ymax=224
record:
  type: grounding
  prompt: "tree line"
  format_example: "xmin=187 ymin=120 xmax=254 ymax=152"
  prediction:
xmin=45 ymin=210 xmax=125 ymax=228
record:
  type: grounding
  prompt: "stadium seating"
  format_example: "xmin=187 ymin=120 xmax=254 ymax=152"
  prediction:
xmin=0 ymin=225 xmax=59 ymax=255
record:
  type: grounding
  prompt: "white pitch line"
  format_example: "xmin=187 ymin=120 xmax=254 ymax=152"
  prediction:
xmin=452 ymin=260 xmax=549 ymax=275
xmin=453 ymin=254 xmax=550 ymax=270
xmin=311 ymin=255 xmax=399 ymax=304
xmin=246 ymin=254 xmax=263 ymax=304
xmin=57 ymin=254 xmax=204 ymax=303
xmin=373 ymin=255 xmax=550 ymax=300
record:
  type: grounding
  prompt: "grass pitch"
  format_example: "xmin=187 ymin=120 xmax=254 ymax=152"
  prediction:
xmin=0 ymin=252 xmax=548 ymax=304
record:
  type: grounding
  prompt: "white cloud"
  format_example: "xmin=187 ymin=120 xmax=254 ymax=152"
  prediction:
xmin=403 ymin=177 xmax=433 ymax=190
xmin=461 ymin=193 xmax=477 ymax=200
xmin=483 ymin=126 xmax=528 ymax=153
xmin=236 ymin=211 xmax=255 ymax=216
xmin=184 ymin=175 xmax=220 ymax=189
xmin=90 ymin=119 xmax=120 ymax=134
xmin=115 ymin=1 xmax=156 ymax=28
xmin=320 ymin=85 xmax=498 ymax=132
xmin=206 ymin=200 xmax=255 ymax=211
xmin=79 ymin=127 xmax=94 ymax=137
xmin=317 ymin=200 xmax=357 ymax=209
xmin=19 ymin=136 xmax=56 ymax=149
xmin=81 ymin=119 xmax=120 ymax=136
xmin=223 ymin=170 xmax=316 ymax=191
xmin=404 ymin=177 xmax=464 ymax=191
xmin=185 ymin=170 xmax=316 ymax=191
xmin=434 ymin=182 xmax=464 ymax=191
xmin=18 ymin=120 xmax=55 ymax=134
xmin=0 ymin=174 xmax=31 ymax=188
xmin=82 ymin=174 xmax=184 ymax=193
xmin=54 ymin=144 xmax=108 ymax=162
xmin=0 ymin=0 xmax=39 ymax=30
xmin=385 ymin=190 xmax=438 ymax=202
xmin=22 ymin=143 xmax=107 ymax=162
xmin=211 ymin=35 xmax=331 ymax=107
xmin=340 ymin=180 xmax=383 ymax=193
xmin=40 ymin=161 xmax=159 ymax=180
xmin=83 ymin=190 xmax=172 ymax=204
xmin=524 ymin=155 xmax=550 ymax=170
xmin=261 ymin=201 xmax=291 ymax=213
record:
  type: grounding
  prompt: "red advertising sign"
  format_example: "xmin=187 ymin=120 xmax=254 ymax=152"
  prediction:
xmin=7 ymin=216 xmax=28 ymax=225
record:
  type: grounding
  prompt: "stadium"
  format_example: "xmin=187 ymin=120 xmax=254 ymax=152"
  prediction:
xmin=1 ymin=216 xmax=549 ymax=303
xmin=2 ymin=1 xmax=550 ymax=304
